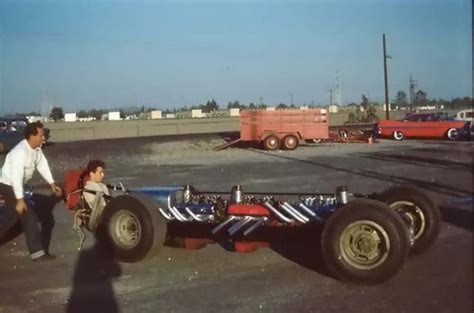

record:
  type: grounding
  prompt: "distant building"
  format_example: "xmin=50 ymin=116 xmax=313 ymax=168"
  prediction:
xmin=328 ymin=105 xmax=338 ymax=113
xmin=192 ymin=109 xmax=204 ymax=118
xmin=151 ymin=110 xmax=162 ymax=119
xmin=266 ymin=107 xmax=275 ymax=111
xmin=165 ymin=113 xmax=176 ymax=119
xmin=64 ymin=113 xmax=77 ymax=122
xmin=299 ymin=106 xmax=309 ymax=110
xmin=108 ymin=111 xmax=121 ymax=121
xmin=229 ymin=108 xmax=240 ymax=117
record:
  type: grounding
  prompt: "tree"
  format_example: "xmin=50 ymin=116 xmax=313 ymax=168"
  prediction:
xmin=414 ymin=90 xmax=428 ymax=107
xmin=227 ymin=100 xmax=241 ymax=109
xmin=204 ymin=98 xmax=219 ymax=112
xmin=248 ymin=103 xmax=256 ymax=109
xmin=395 ymin=91 xmax=408 ymax=108
xmin=49 ymin=107 xmax=64 ymax=121
xmin=277 ymin=103 xmax=288 ymax=109
xmin=361 ymin=94 xmax=369 ymax=111
xmin=77 ymin=110 xmax=88 ymax=118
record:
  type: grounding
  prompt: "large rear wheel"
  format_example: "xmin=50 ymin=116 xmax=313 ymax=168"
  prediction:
xmin=377 ymin=186 xmax=440 ymax=254
xmin=321 ymin=199 xmax=409 ymax=284
xmin=99 ymin=195 xmax=167 ymax=262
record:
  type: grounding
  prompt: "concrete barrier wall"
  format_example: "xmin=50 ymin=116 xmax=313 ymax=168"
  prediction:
xmin=43 ymin=111 xmax=409 ymax=143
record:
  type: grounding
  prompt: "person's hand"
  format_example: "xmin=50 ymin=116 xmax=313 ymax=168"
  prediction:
xmin=16 ymin=199 xmax=28 ymax=215
xmin=50 ymin=183 xmax=63 ymax=197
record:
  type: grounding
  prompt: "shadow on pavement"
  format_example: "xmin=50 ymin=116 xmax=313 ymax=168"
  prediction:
xmin=439 ymin=205 xmax=473 ymax=231
xmin=166 ymin=222 xmax=331 ymax=279
xmin=66 ymin=239 xmax=121 ymax=313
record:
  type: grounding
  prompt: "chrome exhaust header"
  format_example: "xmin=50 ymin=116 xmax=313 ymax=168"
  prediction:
xmin=243 ymin=217 xmax=267 ymax=236
xmin=212 ymin=216 xmax=238 ymax=234
xmin=264 ymin=202 xmax=294 ymax=224
xmin=228 ymin=216 xmax=254 ymax=236
xmin=282 ymin=202 xmax=309 ymax=223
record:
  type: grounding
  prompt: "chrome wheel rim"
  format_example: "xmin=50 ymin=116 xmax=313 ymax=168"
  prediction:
xmin=339 ymin=220 xmax=390 ymax=270
xmin=390 ymin=201 xmax=426 ymax=240
xmin=393 ymin=131 xmax=404 ymax=140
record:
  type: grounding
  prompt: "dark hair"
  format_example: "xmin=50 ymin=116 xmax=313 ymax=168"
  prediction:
xmin=24 ymin=121 xmax=44 ymax=139
xmin=78 ymin=159 xmax=106 ymax=189
xmin=86 ymin=159 xmax=105 ymax=175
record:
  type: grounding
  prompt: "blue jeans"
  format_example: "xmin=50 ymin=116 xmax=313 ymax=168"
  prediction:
xmin=0 ymin=183 xmax=45 ymax=258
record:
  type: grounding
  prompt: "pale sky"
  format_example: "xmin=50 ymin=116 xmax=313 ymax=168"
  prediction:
xmin=0 ymin=0 xmax=471 ymax=114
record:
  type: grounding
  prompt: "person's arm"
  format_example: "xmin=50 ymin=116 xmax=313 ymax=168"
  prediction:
xmin=36 ymin=149 xmax=62 ymax=197
xmin=9 ymin=150 xmax=28 ymax=214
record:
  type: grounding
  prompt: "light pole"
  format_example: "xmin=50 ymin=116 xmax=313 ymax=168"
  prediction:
xmin=383 ymin=33 xmax=391 ymax=120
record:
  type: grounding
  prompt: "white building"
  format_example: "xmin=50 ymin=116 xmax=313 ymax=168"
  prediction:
xmin=151 ymin=110 xmax=162 ymax=119
xmin=64 ymin=113 xmax=77 ymax=122
xmin=229 ymin=108 xmax=240 ymax=117
xmin=192 ymin=109 xmax=204 ymax=118
xmin=108 ymin=111 xmax=121 ymax=120
xmin=328 ymin=105 xmax=338 ymax=113
xmin=299 ymin=106 xmax=309 ymax=110
xmin=165 ymin=113 xmax=176 ymax=119
xmin=266 ymin=107 xmax=275 ymax=111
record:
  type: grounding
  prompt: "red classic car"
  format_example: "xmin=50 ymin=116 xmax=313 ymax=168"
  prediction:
xmin=375 ymin=113 xmax=469 ymax=141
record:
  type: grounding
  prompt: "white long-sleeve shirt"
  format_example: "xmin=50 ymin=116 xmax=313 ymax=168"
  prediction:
xmin=0 ymin=139 xmax=55 ymax=199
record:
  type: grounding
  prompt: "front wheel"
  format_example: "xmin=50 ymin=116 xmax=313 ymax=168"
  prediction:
xmin=321 ymin=199 xmax=409 ymax=284
xmin=393 ymin=130 xmax=405 ymax=141
xmin=99 ymin=195 xmax=167 ymax=263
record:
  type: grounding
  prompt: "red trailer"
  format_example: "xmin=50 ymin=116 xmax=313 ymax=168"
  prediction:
xmin=240 ymin=109 xmax=329 ymax=150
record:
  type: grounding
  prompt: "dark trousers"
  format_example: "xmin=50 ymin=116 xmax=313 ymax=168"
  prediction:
xmin=0 ymin=183 xmax=44 ymax=255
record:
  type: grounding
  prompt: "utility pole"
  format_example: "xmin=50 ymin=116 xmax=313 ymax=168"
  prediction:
xmin=383 ymin=33 xmax=391 ymax=120
xmin=409 ymin=75 xmax=417 ymax=112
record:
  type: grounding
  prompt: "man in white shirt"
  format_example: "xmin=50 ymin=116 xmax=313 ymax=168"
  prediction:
xmin=0 ymin=121 xmax=62 ymax=261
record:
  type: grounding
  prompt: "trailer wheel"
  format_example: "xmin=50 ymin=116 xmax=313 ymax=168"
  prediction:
xmin=393 ymin=130 xmax=405 ymax=141
xmin=282 ymin=134 xmax=299 ymax=150
xmin=99 ymin=195 xmax=167 ymax=263
xmin=446 ymin=128 xmax=459 ymax=141
xmin=263 ymin=135 xmax=281 ymax=151
xmin=321 ymin=199 xmax=409 ymax=284
xmin=377 ymin=186 xmax=440 ymax=254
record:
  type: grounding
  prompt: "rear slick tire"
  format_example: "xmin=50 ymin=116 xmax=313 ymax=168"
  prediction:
xmin=99 ymin=195 xmax=167 ymax=263
xmin=321 ymin=199 xmax=409 ymax=284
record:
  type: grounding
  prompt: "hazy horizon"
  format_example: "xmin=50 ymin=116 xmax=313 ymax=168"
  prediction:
xmin=0 ymin=0 xmax=472 ymax=115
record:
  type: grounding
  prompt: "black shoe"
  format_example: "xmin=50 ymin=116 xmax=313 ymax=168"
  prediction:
xmin=32 ymin=253 xmax=56 ymax=262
